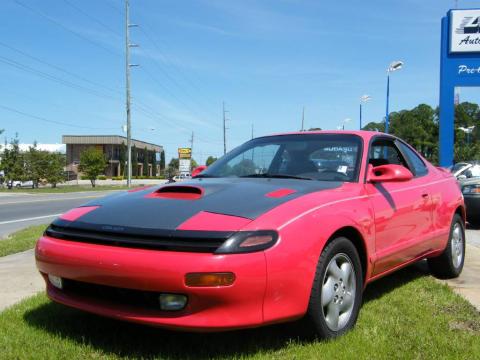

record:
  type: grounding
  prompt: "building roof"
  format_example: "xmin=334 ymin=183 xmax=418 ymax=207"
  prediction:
xmin=62 ymin=135 xmax=163 ymax=153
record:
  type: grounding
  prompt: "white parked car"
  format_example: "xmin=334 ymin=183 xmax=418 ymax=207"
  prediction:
xmin=8 ymin=180 xmax=35 ymax=189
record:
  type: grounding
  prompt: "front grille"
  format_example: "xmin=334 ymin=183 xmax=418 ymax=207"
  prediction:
xmin=45 ymin=224 xmax=232 ymax=253
xmin=62 ymin=279 xmax=163 ymax=310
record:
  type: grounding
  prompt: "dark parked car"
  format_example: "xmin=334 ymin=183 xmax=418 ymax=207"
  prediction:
xmin=452 ymin=161 xmax=480 ymax=226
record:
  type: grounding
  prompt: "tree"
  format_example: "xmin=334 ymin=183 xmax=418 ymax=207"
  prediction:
xmin=160 ymin=150 xmax=165 ymax=170
xmin=78 ymin=148 xmax=107 ymax=187
xmin=307 ymin=127 xmax=322 ymax=131
xmin=167 ymin=158 xmax=179 ymax=179
xmin=131 ymin=145 xmax=138 ymax=177
xmin=190 ymin=158 xmax=198 ymax=169
xmin=206 ymin=156 xmax=217 ymax=166
xmin=44 ymin=153 xmax=66 ymax=188
xmin=150 ymin=151 xmax=157 ymax=177
xmin=142 ymin=147 xmax=149 ymax=177
xmin=119 ymin=143 xmax=126 ymax=177
xmin=362 ymin=121 xmax=384 ymax=132
xmin=0 ymin=137 xmax=24 ymax=188
xmin=24 ymin=144 xmax=44 ymax=187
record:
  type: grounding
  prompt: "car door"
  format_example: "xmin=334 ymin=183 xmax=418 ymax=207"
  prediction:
xmin=366 ymin=137 xmax=433 ymax=276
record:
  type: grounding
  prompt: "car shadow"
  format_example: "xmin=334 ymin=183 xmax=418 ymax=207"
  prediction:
xmin=23 ymin=263 xmax=430 ymax=359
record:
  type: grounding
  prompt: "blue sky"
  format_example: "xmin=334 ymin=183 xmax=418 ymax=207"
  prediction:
xmin=0 ymin=0 xmax=478 ymax=163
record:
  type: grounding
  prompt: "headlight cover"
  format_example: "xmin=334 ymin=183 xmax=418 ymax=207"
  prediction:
xmin=215 ymin=230 xmax=279 ymax=254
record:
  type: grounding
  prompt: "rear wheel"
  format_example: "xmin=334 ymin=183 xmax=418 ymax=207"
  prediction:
xmin=428 ymin=214 xmax=465 ymax=279
xmin=305 ymin=237 xmax=363 ymax=339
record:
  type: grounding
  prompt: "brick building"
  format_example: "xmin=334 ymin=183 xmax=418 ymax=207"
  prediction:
xmin=63 ymin=135 xmax=163 ymax=178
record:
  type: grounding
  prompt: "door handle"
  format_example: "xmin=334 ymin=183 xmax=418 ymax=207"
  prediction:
xmin=421 ymin=193 xmax=429 ymax=198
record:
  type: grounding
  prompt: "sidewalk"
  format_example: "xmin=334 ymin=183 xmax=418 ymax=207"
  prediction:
xmin=0 ymin=249 xmax=44 ymax=311
xmin=437 ymin=243 xmax=480 ymax=311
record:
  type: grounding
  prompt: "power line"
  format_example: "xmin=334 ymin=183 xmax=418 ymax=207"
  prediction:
xmin=0 ymin=55 xmax=121 ymax=102
xmin=139 ymin=66 xmax=220 ymax=129
xmin=0 ymin=41 xmax=122 ymax=96
xmin=0 ymin=104 xmax=117 ymax=129
xmin=137 ymin=17 xmax=219 ymax=109
xmin=62 ymin=0 xmax=122 ymax=38
xmin=13 ymin=0 xmax=120 ymax=56
xmin=137 ymin=26 xmax=219 ymax=117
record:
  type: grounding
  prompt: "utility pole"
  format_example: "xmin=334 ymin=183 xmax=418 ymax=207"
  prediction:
xmin=125 ymin=0 xmax=138 ymax=187
xmin=223 ymin=101 xmax=229 ymax=155
xmin=251 ymin=123 xmax=254 ymax=139
xmin=190 ymin=131 xmax=194 ymax=169
xmin=301 ymin=106 xmax=305 ymax=131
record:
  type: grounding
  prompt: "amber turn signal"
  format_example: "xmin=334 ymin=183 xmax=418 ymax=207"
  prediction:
xmin=185 ymin=272 xmax=236 ymax=287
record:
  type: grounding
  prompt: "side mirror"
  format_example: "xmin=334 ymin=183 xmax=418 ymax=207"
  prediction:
xmin=457 ymin=174 xmax=467 ymax=180
xmin=192 ymin=165 xmax=207 ymax=178
xmin=367 ymin=164 xmax=413 ymax=183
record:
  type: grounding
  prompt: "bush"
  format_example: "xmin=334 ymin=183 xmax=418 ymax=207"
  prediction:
xmin=97 ymin=175 xmax=107 ymax=180
xmin=111 ymin=176 xmax=124 ymax=181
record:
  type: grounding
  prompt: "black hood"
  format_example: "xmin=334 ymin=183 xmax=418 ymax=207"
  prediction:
xmin=53 ymin=178 xmax=341 ymax=232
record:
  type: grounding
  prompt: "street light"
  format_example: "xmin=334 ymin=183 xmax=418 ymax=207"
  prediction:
xmin=359 ymin=95 xmax=372 ymax=130
xmin=458 ymin=125 xmax=476 ymax=144
xmin=385 ymin=60 xmax=404 ymax=133
xmin=340 ymin=118 xmax=351 ymax=130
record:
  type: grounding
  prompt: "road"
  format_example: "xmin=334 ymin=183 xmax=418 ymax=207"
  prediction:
xmin=0 ymin=191 xmax=121 ymax=238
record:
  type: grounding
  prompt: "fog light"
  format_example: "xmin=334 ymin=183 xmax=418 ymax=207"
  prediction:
xmin=159 ymin=294 xmax=187 ymax=311
xmin=48 ymin=274 xmax=63 ymax=290
xmin=185 ymin=272 xmax=236 ymax=287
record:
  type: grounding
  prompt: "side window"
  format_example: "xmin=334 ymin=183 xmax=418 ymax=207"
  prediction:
xmin=397 ymin=142 xmax=428 ymax=177
xmin=369 ymin=139 xmax=409 ymax=169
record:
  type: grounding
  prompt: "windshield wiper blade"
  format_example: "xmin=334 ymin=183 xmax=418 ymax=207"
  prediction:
xmin=239 ymin=173 xmax=313 ymax=180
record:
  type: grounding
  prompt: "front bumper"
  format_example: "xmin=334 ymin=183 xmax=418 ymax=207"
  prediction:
xmin=464 ymin=194 xmax=480 ymax=224
xmin=36 ymin=235 xmax=267 ymax=331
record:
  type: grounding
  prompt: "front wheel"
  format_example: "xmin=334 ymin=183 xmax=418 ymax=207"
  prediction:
xmin=428 ymin=214 xmax=465 ymax=279
xmin=305 ymin=237 xmax=363 ymax=339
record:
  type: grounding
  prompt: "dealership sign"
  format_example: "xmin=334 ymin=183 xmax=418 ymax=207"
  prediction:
xmin=450 ymin=10 xmax=480 ymax=53
xmin=178 ymin=147 xmax=192 ymax=159
xmin=439 ymin=9 xmax=480 ymax=167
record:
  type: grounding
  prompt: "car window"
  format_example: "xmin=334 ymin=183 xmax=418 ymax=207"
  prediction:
xmin=396 ymin=141 xmax=428 ymax=177
xmin=461 ymin=165 xmax=480 ymax=178
xmin=369 ymin=138 xmax=409 ymax=169
xmin=202 ymin=134 xmax=363 ymax=182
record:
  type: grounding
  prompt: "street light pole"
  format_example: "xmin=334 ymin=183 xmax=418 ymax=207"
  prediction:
xmin=360 ymin=95 xmax=371 ymax=130
xmin=385 ymin=72 xmax=390 ymax=133
xmin=385 ymin=61 xmax=404 ymax=134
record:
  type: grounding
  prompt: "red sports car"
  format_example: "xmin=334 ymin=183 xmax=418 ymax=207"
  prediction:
xmin=36 ymin=131 xmax=465 ymax=339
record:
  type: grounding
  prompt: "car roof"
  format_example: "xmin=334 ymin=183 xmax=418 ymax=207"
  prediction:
xmin=257 ymin=130 xmax=392 ymax=142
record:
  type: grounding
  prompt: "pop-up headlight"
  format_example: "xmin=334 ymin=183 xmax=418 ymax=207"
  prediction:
xmin=214 ymin=230 xmax=278 ymax=254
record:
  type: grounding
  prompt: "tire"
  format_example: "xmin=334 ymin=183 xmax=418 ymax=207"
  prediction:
xmin=428 ymin=214 xmax=465 ymax=279
xmin=15 ymin=184 xmax=21 ymax=188
xmin=304 ymin=237 xmax=363 ymax=339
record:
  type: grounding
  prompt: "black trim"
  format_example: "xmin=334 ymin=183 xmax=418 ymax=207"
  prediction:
xmin=45 ymin=224 xmax=233 ymax=253
xmin=394 ymin=139 xmax=429 ymax=178
xmin=61 ymin=279 xmax=184 ymax=311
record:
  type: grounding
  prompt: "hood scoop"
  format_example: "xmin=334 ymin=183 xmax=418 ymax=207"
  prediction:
xmin=146 ymin=185 xmax=204 ymax=200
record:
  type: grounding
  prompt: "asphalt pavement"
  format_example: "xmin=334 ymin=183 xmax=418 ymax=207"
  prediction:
xmin=0 ymin=190 xmax=122 ymax=238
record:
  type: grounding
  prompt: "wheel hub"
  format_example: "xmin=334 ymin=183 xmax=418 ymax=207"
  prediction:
xmin=321 ymin=253 xmax=356 ymax=331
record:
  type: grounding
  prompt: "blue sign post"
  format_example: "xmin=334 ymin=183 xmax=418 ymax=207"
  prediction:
xmin=439 ymin=9 xmax=480 ymax=167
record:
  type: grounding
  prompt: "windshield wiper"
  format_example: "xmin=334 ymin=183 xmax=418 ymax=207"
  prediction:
xmin=239 ymin=173 xmax=313 ymax=180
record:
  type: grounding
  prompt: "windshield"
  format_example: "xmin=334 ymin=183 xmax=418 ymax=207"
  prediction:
xmin=201 ymin=134 xmax=363 ymax=182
